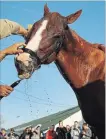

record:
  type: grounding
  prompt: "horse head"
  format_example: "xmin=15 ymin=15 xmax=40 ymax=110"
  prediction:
xmin=15 ymin=4 xmax=82 ymax=79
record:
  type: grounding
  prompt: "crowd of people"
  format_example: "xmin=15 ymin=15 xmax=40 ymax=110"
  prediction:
xmin=0 ymin=121 xmax=98 ymax=139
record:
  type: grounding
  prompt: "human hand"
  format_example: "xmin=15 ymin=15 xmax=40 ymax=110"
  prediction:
xmin=18 ymin=26 xmax=28 ymax=37
xmin=3 ymin=42 xmax=26 ymax=55
xmin=23 ymin=24 xmax=33 ymax=40
xmin=20 ymin=24 xmax=32 ymax=39
xmin=27 ymin=24 xmax=33 ymax=32
xmin=0 ymin=85 xmax=13 ymax=97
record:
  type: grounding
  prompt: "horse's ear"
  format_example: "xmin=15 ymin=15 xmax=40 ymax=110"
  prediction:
xmin=44 ymin=4 xmax=50 ymax=16
xmin=66 ymin=10 xmax=82 ymax=24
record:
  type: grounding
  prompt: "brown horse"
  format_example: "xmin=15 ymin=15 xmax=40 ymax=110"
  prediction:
xmin=15 ymin=5 xmax=105 ymax=139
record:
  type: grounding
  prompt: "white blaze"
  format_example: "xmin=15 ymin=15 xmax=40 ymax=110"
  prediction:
xmin=16 ymin=20 xmax=48 ymax=67
xmin=26 ymin=20 xmax=48 ymax=51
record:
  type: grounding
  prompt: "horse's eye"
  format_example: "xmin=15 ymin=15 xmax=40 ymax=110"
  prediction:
xmin=64 ymin=24 xmax=69 ymax=30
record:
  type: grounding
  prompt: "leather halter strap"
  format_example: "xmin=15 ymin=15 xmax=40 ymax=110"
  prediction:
xmin=22 ymin=47 xmax=41 ymax=63
xmin=22 ymin=35 xmax=64 ymax=66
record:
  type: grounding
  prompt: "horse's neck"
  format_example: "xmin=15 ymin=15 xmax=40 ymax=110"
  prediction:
xmin=56 ymin=29 xmax=105 ymax=88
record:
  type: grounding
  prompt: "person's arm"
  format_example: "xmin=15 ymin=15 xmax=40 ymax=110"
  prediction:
xmin=0 ymin=42 xmax=26 ymax=62
xmin=17 ymin=26 xmax=28 ymax=37
xmin=0 ymin=19 xmax=28 ymax=39
xmin=34 ymin=128 xmax=40 ymax=137
xmin=0 ymin=51 xmax=6 ymax=62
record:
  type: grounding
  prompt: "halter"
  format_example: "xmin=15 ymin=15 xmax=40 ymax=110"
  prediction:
xmin=22 ymin=35 xmax=64 ymax=67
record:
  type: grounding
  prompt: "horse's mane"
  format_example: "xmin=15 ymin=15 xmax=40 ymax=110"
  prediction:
xmin=70 ymin=29 xmax=105 ymax=53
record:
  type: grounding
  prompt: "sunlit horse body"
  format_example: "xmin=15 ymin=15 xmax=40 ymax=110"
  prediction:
xmin=15 ymin=5 xmax=105 ymax=139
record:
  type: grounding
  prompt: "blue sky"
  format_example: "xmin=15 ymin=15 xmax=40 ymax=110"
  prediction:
xmin=0 ymin=1 xmax=105 ymax=129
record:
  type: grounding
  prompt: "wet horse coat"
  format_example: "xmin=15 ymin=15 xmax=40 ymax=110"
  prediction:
xmin=15 ymin=5 xmax=105 ymax=139
xmin=55 ymin=30 xmax=105 ymax=139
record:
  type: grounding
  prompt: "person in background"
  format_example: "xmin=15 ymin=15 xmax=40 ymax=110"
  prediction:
xmin=8 ymin=128 xmax=19 ymax=139
xmin=80 ymin=123 xmax=92 ymax=139
xmin=28 ymin=127 xmax=33 ymax=139
xmin=46 ymin=124 xmax=57 ymax=139
xmin=0 ymin=128 xmax=8 ymax=139
xmin=66 ymin=125 xmax=71 ymax=139
xmin=56 ymin=121 xmax=67 ymax=139
xmin=0 ymin=19 xmax=30 ymax=98
xmin=31 ymin=124 xmax=42 ymax=139
xmin=19 ymin=128 xmax=30 ymax=139
xmin=71 ymin=121 xmax=81 ymax=139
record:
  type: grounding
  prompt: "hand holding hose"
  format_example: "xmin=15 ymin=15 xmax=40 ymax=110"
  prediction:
xmin=0 ymin=85 xmax=13 ymax=97
xmin=0 ymin=80 xmax=22 ymax=100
